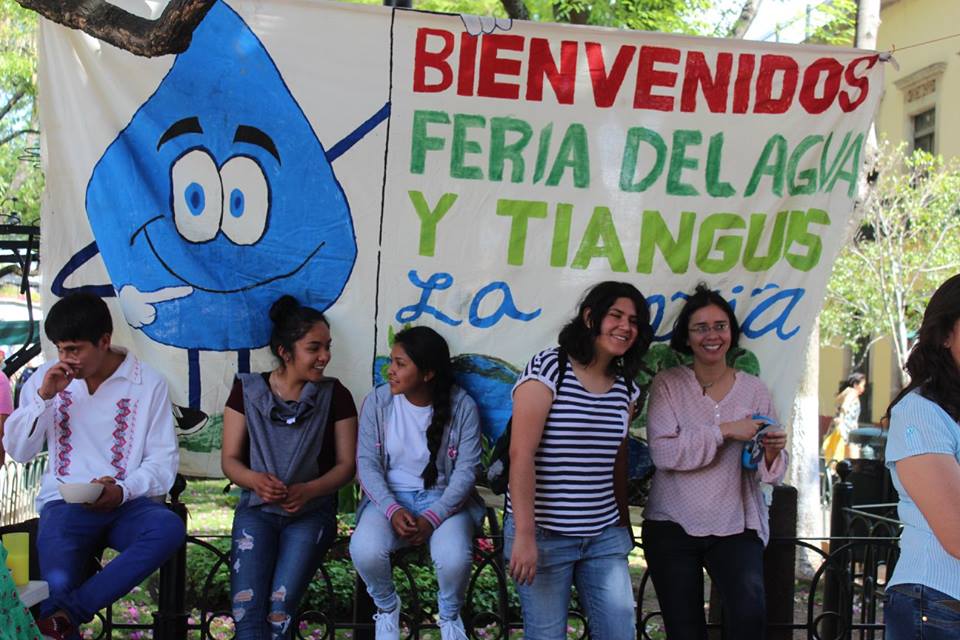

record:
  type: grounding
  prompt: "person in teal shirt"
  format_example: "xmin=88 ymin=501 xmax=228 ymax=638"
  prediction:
xmin=884 ymin=273 xmax=960 ymax=639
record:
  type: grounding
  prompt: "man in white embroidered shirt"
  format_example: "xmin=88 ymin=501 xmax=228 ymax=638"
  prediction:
xmin=3 ymin=293 xmax=185 ymax=640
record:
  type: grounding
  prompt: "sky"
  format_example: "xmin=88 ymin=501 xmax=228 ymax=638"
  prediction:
xmin=745 ymin=0 xmax=834 ymax=43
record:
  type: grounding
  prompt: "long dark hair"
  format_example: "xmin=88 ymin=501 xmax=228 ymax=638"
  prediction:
xmin=669 ymin=283 xmax=742 ymax=357
xmin=557 ymin=281 xmax=653 ymax=380
xmin=887 ymin=274 xmax=960 ymax=422
xmin=393 ymin=326 xmax=455 ymax=489
xmin=268 ymin=295 xmax=328 ymax=364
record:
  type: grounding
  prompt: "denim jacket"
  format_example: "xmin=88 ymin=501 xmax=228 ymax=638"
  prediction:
xmin=356 ymin=384 xmax=485 ymax=527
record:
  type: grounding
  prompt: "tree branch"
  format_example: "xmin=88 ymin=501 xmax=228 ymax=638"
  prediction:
xmin=0 ymin=87 xmax=28 ymax=124
xmin=16 ymin=0 xmax=215 ymax=57
xmin=726 ymin=0 xmax=760 ymax=39
xmin=0 ymin=129 xmax=39 ymax=147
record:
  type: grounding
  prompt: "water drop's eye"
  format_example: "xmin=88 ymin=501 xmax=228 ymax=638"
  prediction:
xmin=229 ymin=189 xmax=244 ymax=218
xmin=219 ymin=156 xmax=269 ymax=245
xmin=172 ymin=150 xmax=222 ymax=243
xmin=186 ymin=183 xmax=205 ymax=215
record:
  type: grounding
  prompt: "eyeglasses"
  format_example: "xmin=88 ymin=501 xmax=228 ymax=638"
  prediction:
xmin=689 ymin=322 xmax=730 ymax=336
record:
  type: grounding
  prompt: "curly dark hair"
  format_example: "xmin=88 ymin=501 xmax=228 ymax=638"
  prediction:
xmin=669 ymin=283 xmax=741 ymax=358
xmin=557 ymin=281 xmax=653 ymax=380
xmin=393 ymin=326 xmax=455 ymax=489
xmin=887 ymin=274 xmax=960 ymax=422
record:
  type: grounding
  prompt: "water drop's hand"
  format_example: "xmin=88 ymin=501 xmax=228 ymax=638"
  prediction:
xmin=460 ymin=15 xmax=512 ymax=36
xmin=118 ymin=284 xmax=193 ymax=328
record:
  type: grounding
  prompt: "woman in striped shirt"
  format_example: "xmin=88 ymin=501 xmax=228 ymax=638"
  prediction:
xmin=504 ymin=281 xmax=653 ymax=640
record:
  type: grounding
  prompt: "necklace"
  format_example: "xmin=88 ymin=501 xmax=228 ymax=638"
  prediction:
xmin=269 ymin=371 xmax=289 ymax=399
xmin=694 ymin=367 xmax=729 ymax=395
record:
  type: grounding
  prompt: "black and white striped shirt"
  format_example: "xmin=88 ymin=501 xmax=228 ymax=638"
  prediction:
xmin=507 ymin=347 xmax=639 ymax=536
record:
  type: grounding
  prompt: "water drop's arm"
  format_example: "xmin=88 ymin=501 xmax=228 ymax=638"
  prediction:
xmin=51 ymin=241 xmax=117 ymax=298
xmin=325 ymin=102 xmax=391 ymax=163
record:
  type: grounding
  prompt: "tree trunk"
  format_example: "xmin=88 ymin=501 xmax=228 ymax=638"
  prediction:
xmin=796 ymin=0 xmax=877 ymax=550
xmin=788 ymin=321 xmax=824 ymax=575
xmin=15 ymin=0 xmax=215 ymax=57
xmin=499 ymin=0 xmax=529 ymax=21
xmin=855 ymin=0 xmax=881 ymax=49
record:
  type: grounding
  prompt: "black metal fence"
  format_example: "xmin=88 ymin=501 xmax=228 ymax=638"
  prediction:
xmin=3 ymin=460 xmax=901 ymax=639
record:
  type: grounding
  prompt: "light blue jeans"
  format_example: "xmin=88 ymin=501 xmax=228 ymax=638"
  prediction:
xmin=350 ymin=489 xmax=474 ymax=620
xmin=503 ymin=515 xmax=636 ymax=640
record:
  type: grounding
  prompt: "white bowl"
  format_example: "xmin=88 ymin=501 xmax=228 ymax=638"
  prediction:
xmin=58 ymin=482 xmax=104 ymax=504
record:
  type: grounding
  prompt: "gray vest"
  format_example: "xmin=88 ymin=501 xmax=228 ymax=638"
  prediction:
xmin=237 ymin=373 xmax=334 ymax=516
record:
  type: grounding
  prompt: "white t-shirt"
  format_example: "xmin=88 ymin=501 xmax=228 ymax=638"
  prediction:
xmin=385 ymin=394 xmax=433 ymax=491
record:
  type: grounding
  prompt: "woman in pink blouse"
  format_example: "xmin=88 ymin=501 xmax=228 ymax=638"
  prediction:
xmin=641 ymin=284 xmax=787 ymax=640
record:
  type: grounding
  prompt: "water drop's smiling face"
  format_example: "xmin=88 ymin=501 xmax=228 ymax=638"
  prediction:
xmin=85 ymin=1 xmax=356 ymax=351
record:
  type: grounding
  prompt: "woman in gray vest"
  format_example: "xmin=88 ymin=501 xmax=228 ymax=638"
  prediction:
xmin=221 ymin=295 xmax=358 ymax=639
xmin=351 ymin=326 xmax=484 ymax=640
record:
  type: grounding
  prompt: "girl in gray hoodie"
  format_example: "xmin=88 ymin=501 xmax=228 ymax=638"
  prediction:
xmin=351 ymin=326 xmax=484 ymax=640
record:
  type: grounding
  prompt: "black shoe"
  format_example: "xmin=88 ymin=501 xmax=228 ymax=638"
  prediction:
xmin=173 ymin=405 xmax=208 ymax=436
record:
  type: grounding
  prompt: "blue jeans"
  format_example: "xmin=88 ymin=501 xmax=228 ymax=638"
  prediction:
xmin=230 ymin=501 xmax=336 ymax=639
xmin=502 ymin=515 xmax=635 ymax=640
xmin=350 ymin=489 xmax=475 ymax=620
xmin=37 ymin=498 xmax=186 ymax=631
xmin=885 ymin=584 xmax=960 ymax=640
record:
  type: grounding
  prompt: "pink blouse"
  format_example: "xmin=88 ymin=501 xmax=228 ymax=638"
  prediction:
xmin=643 ymin=365 xmax=787 ymax=544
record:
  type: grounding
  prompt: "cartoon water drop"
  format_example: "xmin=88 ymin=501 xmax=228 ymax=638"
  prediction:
xmin=53 ymin=1 xmax=389 ymax=433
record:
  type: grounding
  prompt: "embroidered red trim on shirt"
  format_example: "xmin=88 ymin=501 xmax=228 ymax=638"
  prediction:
xmin=55 ymin=391 xmax=74 ymax=477
xmin=110 ymin=398 xmax=132 ymax=480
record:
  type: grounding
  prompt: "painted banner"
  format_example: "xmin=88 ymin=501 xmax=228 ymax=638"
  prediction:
xmin=39 ymin=0 xmax=883 ymax=476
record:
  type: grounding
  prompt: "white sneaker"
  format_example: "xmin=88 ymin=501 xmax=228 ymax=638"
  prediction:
xmin=373 ymin=598 xmax=401 ymax=640
xmin=439 ymin=616 xmax=469 ymax=640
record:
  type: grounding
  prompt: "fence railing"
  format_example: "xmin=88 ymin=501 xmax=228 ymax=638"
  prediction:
xmin=2 ymin=458 xmax=902 ymax=639
xmin=0 ymin=452 xmax=47 ymax=527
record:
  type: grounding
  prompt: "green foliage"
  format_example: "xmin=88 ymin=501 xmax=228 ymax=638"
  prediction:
xmin=0 ymin=0 xmax=41 ymax=225
xmin=303 ymin=556 xmax=358 ymax=618
xmin=347 ymin=0 xmax=508 ymax=17
xmin=821 ymin=140 xmax=960 ymax=381
xmin=185 ymin=537 xmax=233 ymax=610
xmin=0 ymin=0 xmax=34 ymax=95
xmin=805 ymin=0 xmax=856 ymax=46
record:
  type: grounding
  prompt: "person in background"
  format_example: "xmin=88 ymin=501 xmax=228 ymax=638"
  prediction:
xmin=505 ymin=281 xmax=653 ymax=640
xmin=351 ymin=326 xmax=483 ymax=640
xmin=822 ymin=372 xmax=867 ymax=464
xmin=221 ymin=295 xmax=357 ymax=639
xmin=2 ymin=293 xmax=184 ymax=640
xmin=884 ymin=273 xmax=960 ymax=640
xmin=642 ymin=283 xmax=787 ymax=640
